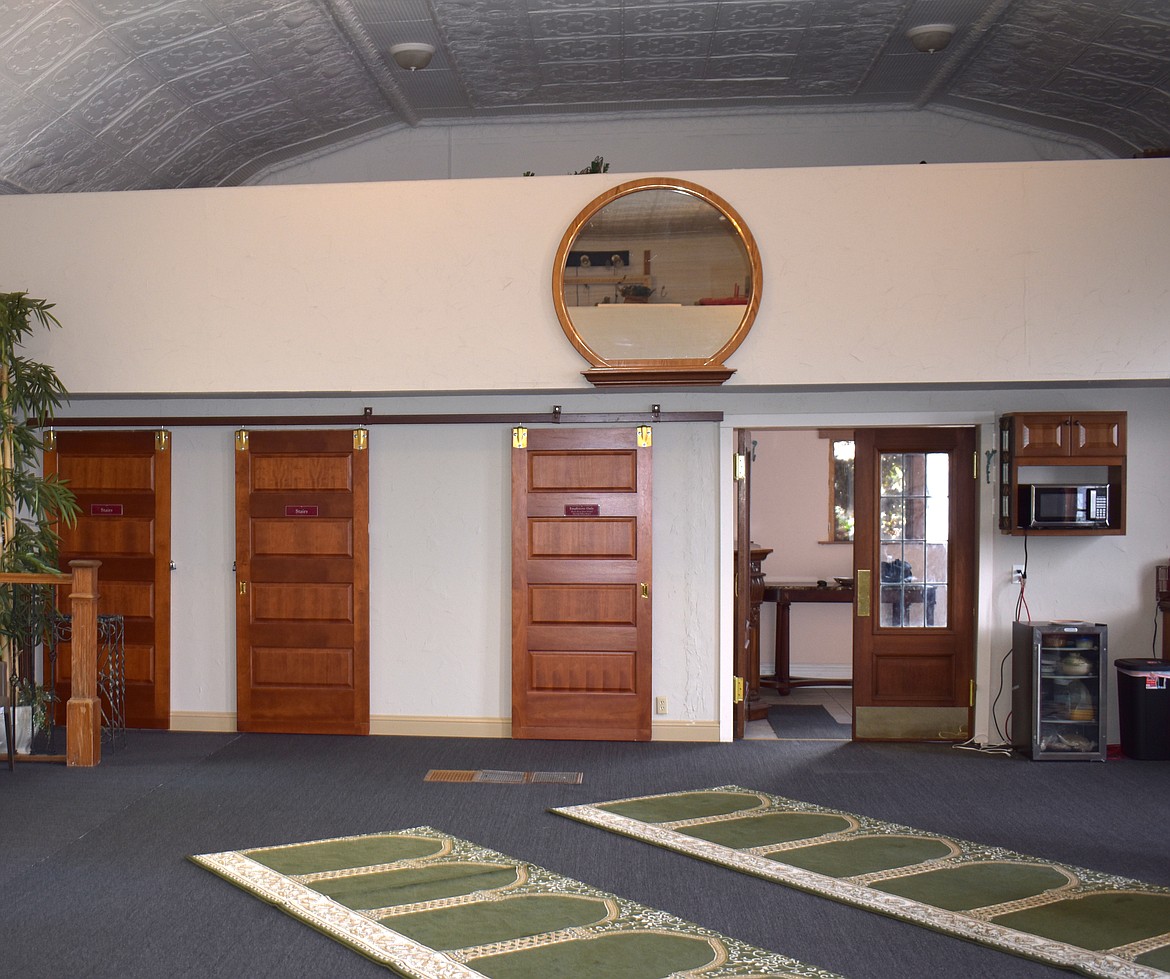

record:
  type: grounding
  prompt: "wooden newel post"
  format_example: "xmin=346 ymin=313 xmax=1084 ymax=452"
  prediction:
xmin=66 ymin=559 xmax=102 ymax=767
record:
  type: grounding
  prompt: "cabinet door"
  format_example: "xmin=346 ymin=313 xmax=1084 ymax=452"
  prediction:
xmin=1013 ymin=414 xmax=1069 ymax=457
xmin=1071 ymin=412 xmax=1125 ymax=456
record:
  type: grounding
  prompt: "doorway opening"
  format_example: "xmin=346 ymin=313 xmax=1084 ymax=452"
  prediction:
xmin=740 ymin=428 xmax=855 ymax=741
xmin=736 ymin=425 xmax=979 ymax=743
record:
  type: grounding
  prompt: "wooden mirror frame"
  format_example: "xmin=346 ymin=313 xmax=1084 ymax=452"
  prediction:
xmin=553 ymin=177 xmax=762 ymax=387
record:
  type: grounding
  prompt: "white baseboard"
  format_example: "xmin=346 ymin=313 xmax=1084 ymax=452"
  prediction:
xmin=651 ymin=720 xmax=721 ymax=742
xmin=166 ymin=711 xmax=721 ymax=741
xmin=170 ymin=711 xmax=237 ymax=732
xmin=371 ymin=715 xmax=512 ymax=738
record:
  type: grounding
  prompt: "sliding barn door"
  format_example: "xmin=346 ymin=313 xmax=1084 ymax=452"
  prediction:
xmin=235 ymin=429 xmax=369 ymax=735
xmin=45 ymin=430 xmax=172 ymax=729
xmin=512 ymin=427 xmax=652 ymax=741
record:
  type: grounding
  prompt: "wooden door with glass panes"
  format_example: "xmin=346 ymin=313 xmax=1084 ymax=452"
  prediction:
xmin=852 ymin=427 xmax=977 ymax=741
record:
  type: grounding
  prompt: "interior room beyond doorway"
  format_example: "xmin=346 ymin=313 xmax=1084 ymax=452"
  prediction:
xmin=749 ymin=429 xmax=855 ymax=725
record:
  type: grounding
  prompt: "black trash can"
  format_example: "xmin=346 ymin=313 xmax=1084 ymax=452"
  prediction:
xmin=1114 ymin=659 xmax=1170 ymax=760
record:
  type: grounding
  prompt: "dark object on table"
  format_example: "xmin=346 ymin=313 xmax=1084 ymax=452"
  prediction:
xmin=880 ymin=559 xmax=913 ymax=582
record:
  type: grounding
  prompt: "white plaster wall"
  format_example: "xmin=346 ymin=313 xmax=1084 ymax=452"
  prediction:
xmin=141 ymin=404 xmax=718 ymax=733
xmin=169 ymin=426 xmax=234 ymax=713
xmin=5 ymin=157 xmax=1168 ymax=743
xmin=722 ymin=385 xmax=1170 ymax=746
xmin=8 ymin=159 xmax=1169 ymax=397
xmin=253 ymin=108 xmax=1099 ymax=186
xmin=72 ymin=382 xmax=1170 ymax=746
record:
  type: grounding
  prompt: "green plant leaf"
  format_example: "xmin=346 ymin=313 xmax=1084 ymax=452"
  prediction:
xmin=0 ymin=292 xmax=75 ymax=667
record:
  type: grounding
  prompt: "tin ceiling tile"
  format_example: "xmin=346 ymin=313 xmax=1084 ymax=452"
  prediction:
xmin=0 ymin=0 xmax=1167 ymax=193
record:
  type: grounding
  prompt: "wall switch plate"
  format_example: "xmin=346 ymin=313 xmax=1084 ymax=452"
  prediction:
xmin=1012 ymin=564 xmax=1025 ymax=584
xmin=655 ymin=696 xmax=668 ymax=714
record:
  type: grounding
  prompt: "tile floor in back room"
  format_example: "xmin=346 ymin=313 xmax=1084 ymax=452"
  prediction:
xmin=744 ymin=685 xmax=853 ymax=740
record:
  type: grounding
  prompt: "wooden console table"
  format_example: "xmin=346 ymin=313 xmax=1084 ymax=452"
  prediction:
xmin=762 ymin=581 xmax=854 ymax=696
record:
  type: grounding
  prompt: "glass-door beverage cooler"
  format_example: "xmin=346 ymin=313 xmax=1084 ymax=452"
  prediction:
xmin=1012 ymin=620 xmax=1107 ymax=761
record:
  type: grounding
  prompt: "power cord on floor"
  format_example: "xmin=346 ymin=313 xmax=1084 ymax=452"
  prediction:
xmin=951 ymin=739 xmax=1013 ymax=757
xmin=952 ymin=665 xmax=1014 ymax=755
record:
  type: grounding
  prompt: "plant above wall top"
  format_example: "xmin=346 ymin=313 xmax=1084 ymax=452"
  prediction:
xmin=572 ymin=156 xmax=609 ymax=174
xmin=522 ymin=155 xmax=611 ymax=176
xmin=0 ymin=292 xmax=79 ymax=677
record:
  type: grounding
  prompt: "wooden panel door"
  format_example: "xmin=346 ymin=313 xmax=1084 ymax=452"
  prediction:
xmin=45 ymin=430 xmax=172 ymax=729
xmin=852 ymin=427 xmax=977 ymax=741
xmin=512 ymin=427 xmax=652 ymax=741
xmin=235 ymin=429 xmax=369 ymax=735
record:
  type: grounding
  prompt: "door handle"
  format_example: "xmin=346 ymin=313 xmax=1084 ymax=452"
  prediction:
xmin=640 ymin=582 xmax=649 ymax=599
xmin=238 ymin=581 xmax=248 ymax=596
xmin=855 ymin=570 xmax=871 ymax=616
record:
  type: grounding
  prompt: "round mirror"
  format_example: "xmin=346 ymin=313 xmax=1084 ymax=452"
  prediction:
xmin=553 ymin=177 xmax=761 ymax=386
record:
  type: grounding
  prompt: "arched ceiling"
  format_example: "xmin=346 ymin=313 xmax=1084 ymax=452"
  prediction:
xmin=1 ymin=0 xmax=1167 ymax=194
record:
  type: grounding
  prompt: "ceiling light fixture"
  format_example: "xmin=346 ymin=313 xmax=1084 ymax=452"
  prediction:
xmin=906 ymin=23 xmax=956 ymax=54
xmin=389 ymin=43 xmax=435 ymax=71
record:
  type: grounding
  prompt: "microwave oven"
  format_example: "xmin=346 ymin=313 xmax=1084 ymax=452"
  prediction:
xmin=1018 ymin=484 xmax=1110 ymax=529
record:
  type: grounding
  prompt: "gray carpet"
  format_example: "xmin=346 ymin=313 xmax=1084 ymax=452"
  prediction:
xmin=4 ymin=730 xmax=1169 ymax=978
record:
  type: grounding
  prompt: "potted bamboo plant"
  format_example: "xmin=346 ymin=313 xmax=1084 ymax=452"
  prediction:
xmin=0 ymin=292 xmax=79 ymax=751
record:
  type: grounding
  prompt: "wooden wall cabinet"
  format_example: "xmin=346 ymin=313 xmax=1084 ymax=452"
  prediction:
xmin=999 ymin=411 xmax=1127 ymax=536
xmin=1011 ymin=412 xmax=1126 ymax=459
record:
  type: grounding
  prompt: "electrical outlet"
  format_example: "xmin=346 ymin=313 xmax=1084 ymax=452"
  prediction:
xmin=1012 ymin=564 xmax=1025 ymax=584
xmin=655 ymin=696 xmax=668 ymax=715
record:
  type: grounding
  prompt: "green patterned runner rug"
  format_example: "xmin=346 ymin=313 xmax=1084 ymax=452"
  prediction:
xmin=553 ymin=787 xmax=1170 ymax=979
xmin=191 ymin=827 xmax=840 ymax=978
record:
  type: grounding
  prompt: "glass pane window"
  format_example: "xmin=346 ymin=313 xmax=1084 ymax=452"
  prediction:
xmin=878 ymin=451 xmax=949 ymax=628
xmin=830 ymin=438 xmax=854 ymax=542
